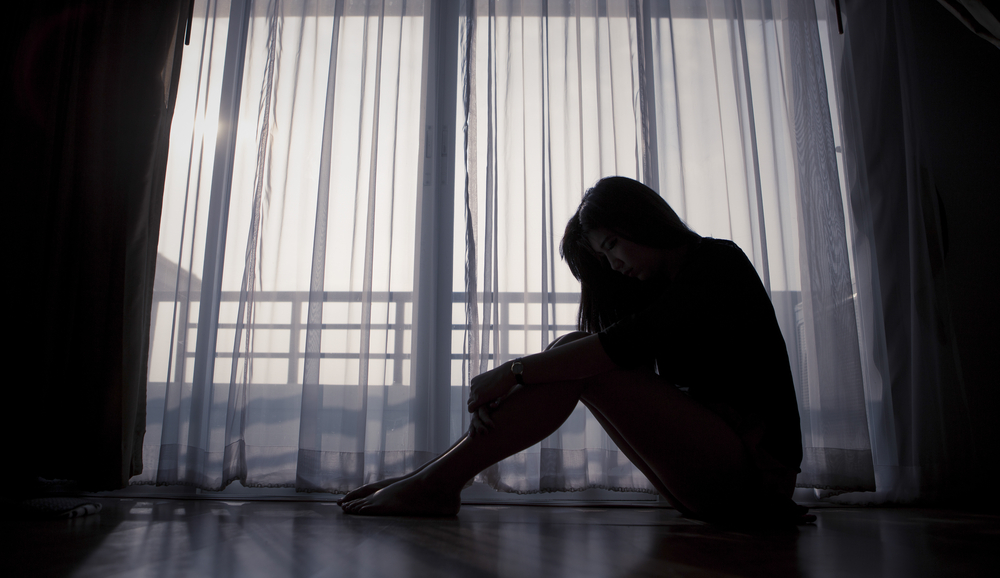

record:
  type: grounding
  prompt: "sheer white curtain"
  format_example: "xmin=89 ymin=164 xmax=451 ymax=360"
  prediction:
xmin=136 ymin=0 xmax=882 ymax=496
xmin=138 ymin=0 xmax=433 ymax=490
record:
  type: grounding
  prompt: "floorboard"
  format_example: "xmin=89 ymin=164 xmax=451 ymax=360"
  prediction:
xmin=8 ymin=497 xmax=999 ymax=577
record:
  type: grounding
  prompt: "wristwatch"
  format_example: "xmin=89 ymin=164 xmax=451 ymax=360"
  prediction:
xmin=510 ymin=358 xmax=525 ymax=386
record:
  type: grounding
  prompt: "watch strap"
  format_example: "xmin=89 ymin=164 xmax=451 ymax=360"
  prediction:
xmin=510 ymin=358 xmax=525 ymax=386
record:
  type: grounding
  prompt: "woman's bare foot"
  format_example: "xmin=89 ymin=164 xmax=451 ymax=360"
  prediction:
xmin=339 ymin=473 xmax=461 ymax=517
xmin=337 ymin=474 xmax=409 ymax=504
xmin=338 ymin=436 xmax=473 ymax=504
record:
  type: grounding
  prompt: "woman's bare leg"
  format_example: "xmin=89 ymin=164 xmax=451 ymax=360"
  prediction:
xmin=579 ymin=372 xmax=755 ymax=517
xmin=341 ymin=367 xmax=757 ymax=517
xmin=340 ymin=378 xmax=588 ymax=515
xmin=579 ymin=398 xmax=691 ymax=514
xmin=340 ymin=333 xmax=590 ymax=505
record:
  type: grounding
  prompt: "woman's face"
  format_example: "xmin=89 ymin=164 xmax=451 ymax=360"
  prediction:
xmin=587 ymin=227 xmax=666 ymax=281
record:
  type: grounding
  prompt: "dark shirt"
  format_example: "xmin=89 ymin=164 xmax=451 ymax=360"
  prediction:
xmin=598 ymin=238 xmax=803 ymax=473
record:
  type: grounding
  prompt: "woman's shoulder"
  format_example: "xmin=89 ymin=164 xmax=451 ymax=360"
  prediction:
xmin=694 ymin=236 xmax=741 ymax=252
xmin=686 ymin=237 xmax=750 ymax=267
xmin=671 ymin=238 xmax=763 ymax=294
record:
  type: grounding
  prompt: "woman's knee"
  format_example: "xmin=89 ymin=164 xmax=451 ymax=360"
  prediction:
xmin=545 ymin=331 xmax=590 ymax=351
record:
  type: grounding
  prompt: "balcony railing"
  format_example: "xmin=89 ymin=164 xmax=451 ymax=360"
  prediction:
xmin=150 ymin=290 xmax=582 ymax=386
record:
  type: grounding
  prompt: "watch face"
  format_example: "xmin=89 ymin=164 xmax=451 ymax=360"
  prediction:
xmin=511 ymin=361 xmax=523 ymax=374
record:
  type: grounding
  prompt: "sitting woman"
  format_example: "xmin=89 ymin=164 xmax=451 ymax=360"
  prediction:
xmin=340 ymin=176 xmax=808 ymax=525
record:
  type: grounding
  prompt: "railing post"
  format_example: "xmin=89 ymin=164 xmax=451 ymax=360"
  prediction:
xmin=288 ymin=292 xmax=301 ymax=385
xmin=392 ymin=293 xmax=406 ymax=385
xmin=500 ymin=294 xmax=509 ymax=364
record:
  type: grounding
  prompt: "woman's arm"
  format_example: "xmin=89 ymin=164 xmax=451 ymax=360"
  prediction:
xmin=467 ymin=333 xmax=616 ymax=414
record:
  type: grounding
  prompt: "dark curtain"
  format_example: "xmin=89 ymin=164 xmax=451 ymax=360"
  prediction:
xmin=6 ymin=0 xmax=187 ymax=491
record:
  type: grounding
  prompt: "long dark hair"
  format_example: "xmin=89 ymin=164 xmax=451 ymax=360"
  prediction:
xmin=560 ymin=176 xmax=699 ymax=332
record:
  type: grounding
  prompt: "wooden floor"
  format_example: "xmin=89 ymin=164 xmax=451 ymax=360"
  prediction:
xmin=8 ymin=496 xmax=999 ymax=577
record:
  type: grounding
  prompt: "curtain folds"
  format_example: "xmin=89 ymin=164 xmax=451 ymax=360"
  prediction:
xmin=10 ymin=0 xmax=187 ymax=491
xmin=136 ymin=0 xmax=883 ymax=497
xmin=825 ymin=0 xmax=992 ymax=505
xmin=936 ymin=0 xmax=1000 ymax=48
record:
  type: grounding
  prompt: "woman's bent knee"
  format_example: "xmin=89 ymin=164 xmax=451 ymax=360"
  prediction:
xmin=545 ymin=331 xmax=591 ymax=351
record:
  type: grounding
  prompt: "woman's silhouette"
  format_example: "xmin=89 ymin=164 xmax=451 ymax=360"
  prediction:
xmin=340 ymin=177 xmax=807 ymax=524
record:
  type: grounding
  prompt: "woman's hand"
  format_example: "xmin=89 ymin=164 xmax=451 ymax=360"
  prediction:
xmin=467 ymin=364 xmax=515 ymax=436
xmin=465 ymin=333 xmax=613 ymax=436
xmin=468 ymin=362 xmax=517 ymax=415
xmin=468 ymin=405 xmax=496 ymax=436
xmin=468 ymin=368 xmax=523 ymax=436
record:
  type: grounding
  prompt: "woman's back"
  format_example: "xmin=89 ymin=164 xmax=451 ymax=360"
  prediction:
xmin=597 ymin=238 xmax=803 ymax=474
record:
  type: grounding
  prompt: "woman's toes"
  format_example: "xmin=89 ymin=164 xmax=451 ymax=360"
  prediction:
xmin=345 ymin=498 xmax=370 ymax=514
